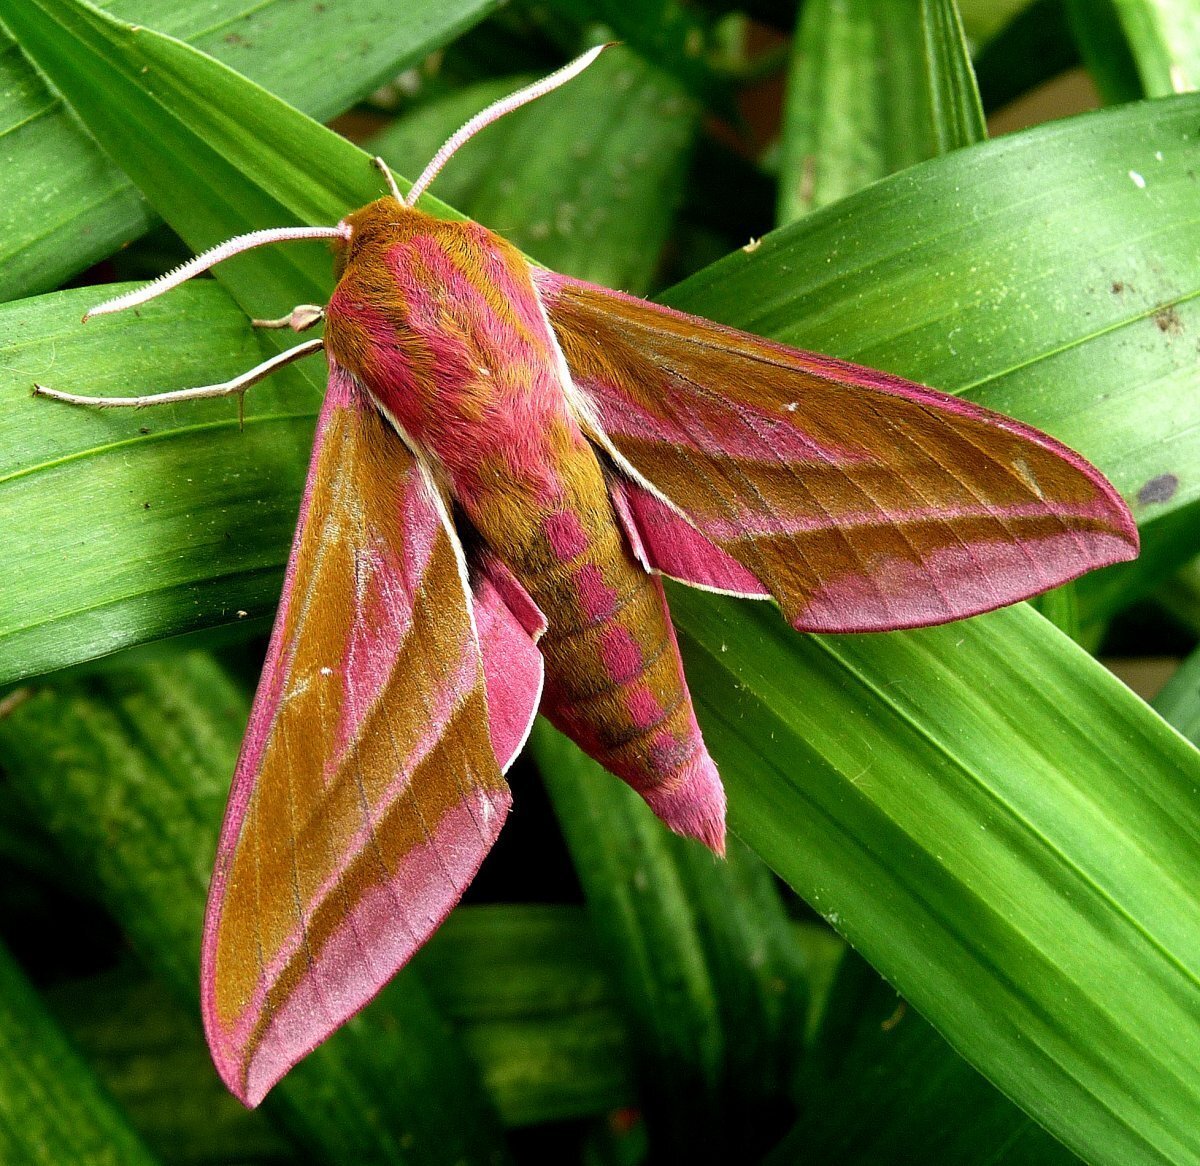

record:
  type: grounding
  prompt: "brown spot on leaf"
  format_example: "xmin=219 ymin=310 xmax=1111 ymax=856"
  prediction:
xmin=1138 ymin=473 xmax=1179 ymax=505
xmin=1155 ymin=307 xmax=1183 ymax=335
xmin=1111 ymin=280 xmax=1124 ymax=294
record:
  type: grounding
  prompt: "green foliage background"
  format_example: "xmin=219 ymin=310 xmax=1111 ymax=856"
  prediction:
xmin=0 ymin=1 xmax=1198 ymax=1163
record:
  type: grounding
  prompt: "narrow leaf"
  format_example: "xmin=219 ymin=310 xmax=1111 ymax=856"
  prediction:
xmin=4 ymin=5 xmax=1200 ymax=1162
xmin=778 ymin=0 xmax=985 ymax=223
xmin=769 ymin=950 xmax=1082 ymax=1166
xmin=417 ymin=905 xmax=637 ymax=1125
xmin=534 ymin=724 xmax=806 ymax=1159
xmin=50 ymin=908 xmax=636 ymax=1142
xmin=1110 ymin=0 xmax=1200 ymax=95
xmin=0 ymin=938 xmax=161 ymax=1165
xmin=1151 ymin=642 xmax=1200 ymax=746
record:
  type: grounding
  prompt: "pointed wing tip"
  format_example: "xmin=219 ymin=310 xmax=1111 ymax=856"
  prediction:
xmin=209 ymin=1036 xmax=288 ymax=1110
xmin=199 ymin=784 xmax=514 ymax=1110
xmin=202 ymin=1022 xmax=262 ymax=1109
xmin=201 ymin=978 xmax=271 ymax=1109
xmin=1105 ymin=503 xmax=1141 ymax=565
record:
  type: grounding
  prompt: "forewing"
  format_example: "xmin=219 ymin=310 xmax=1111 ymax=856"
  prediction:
xmin=202 ymin=362 xmax=511 ymax=1107
xmin=538 ymin=272 xmax=1139 ymax=632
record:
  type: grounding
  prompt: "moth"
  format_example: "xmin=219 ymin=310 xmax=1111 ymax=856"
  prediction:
xmin=36 ymin=46 xmax=1138 ymax=1107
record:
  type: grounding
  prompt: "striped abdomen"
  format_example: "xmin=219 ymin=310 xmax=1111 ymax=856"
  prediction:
xmin=481 ymin=439 xmax=725 ymax=850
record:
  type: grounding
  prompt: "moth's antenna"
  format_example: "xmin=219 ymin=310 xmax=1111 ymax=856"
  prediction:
xmin=372 ymin=157 xmax=404 ymax=202
xmin=83 ymin=225 xmax=350 ymax=321
xmin=404 ymin=43 xmax=612 ymax=207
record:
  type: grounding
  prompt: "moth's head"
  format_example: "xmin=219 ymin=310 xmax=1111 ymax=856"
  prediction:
xmin=332 ymin=199 xmax=427 ymax=278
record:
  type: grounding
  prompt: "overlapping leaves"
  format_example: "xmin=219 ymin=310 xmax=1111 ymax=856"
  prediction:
xmin=0 ymin=2 xmax=1198 ymax=1164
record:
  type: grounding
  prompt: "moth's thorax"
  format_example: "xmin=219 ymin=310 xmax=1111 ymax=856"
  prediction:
xmin=324 ymin=199 xmax=584 ymax=514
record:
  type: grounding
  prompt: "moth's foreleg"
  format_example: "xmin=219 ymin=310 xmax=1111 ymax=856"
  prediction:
xmin=33 ymin=338 xmax=325 ymax=410
xmin=251 ymin=304 xmax=325 ymax=332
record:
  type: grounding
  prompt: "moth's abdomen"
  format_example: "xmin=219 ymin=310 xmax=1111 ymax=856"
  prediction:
xmin=495 ymin=454 xmax=726 ymax=851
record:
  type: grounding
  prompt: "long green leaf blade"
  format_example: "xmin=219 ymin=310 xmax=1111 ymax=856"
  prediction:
xmin=669 ymin=589 xmax=1200 ymax=1166
xmin=1111 ymin=0 xmax=1200 ymax=95
xmin=0 ymin=938 xmax=162 ymax=1165
xmin=0 ymin=0 xmax=500 ymax=299
xmin=533 ymin=724 xmax=805 ymax=1159
xmin=778 ymin=0 xmax=984 ymax=222
xmin=769 ymin=949 xmax=1082 ymax=1165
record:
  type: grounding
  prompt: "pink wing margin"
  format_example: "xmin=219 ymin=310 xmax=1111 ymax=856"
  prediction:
xmin=538 ymin=271 xmax=1138 ymax=633
xmin=201 ymin=362 xmax=541 ymax=1107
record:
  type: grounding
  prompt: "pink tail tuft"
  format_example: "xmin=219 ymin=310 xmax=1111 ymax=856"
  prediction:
xmin=640 ymin=751 xmax=727 ymax=855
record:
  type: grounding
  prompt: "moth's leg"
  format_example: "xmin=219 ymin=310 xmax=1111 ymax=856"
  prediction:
xmin=33 ymin=338 xmax=324 ymax=409
xmin=252 ymin=304 xmax=325 ymax=332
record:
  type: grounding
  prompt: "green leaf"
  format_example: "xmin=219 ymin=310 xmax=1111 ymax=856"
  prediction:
xmin=0 ymin=655 xmax=511 ymax=1166
xmin=49 ymin=907 xmax=636 ymax=1144
xmin=47 ymin=967 xmax=291 ymax=1166
xmin=1108 ymin=0 xmax=1200 ymax=96
xmin=958 ymin=0 xmax=1039 ymax=41
xmin=778 ymin=0 xmax=985 ymax=222
xmin=769 ymin=949 xmax=1083 ymax=1165
xmin=417 ymin=905 xmax=637 ymax=1125
xmin=0 ymin=283 xmax=317 ymax=684
xmin=533 ymin=724 xmax=806 ymax=1157
xmin=542 ymin=0 xmax=726 ymax=105
xmin=1154 ymin=554 xmax=1200 ymax=639
xmin=0 ymin=937 xmax=162 ymax=1165
xmin=1064 ymin=0 xmax=1144 ymax=104
xmin=0 ymin=0 xmax=501 ymax=300
xmin=1151 ymin=641 xmax=1200 ymax=746
xmin=666 ymin=588 xmax=1200 ymax=1166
